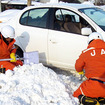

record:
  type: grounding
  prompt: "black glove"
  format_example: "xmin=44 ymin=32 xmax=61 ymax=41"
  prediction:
xmin=78 ymin=95 xmax=100 ymax=105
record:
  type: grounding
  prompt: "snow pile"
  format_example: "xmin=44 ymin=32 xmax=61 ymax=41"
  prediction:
xmin=100 ymin=5 xmax=105 ymax=10
xmin=0 ymin=63 xmax=79 ymax=105
xmin=82 ymin=1 xmax=94 ymax=5
xmin=49 ymin=0 xmax=58 ymax=3
xmin=0 ymin=9 xmax=21 ymax=23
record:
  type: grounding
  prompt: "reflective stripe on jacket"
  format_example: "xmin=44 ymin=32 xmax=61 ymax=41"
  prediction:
xmin=75 ymin=39 xmax=105 ymax=79
xmin=73 ymin=39 xmax=105 ymax=98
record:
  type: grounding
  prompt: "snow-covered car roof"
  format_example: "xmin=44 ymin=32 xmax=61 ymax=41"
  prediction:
xmin=21 ymin=2 xmax=96 ymax=12
xmin=57 ymin=2 xmax=95 ymax=9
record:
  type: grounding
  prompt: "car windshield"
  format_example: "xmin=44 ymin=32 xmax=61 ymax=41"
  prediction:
xmin=79 ymin=8 xmax=105 ymax=31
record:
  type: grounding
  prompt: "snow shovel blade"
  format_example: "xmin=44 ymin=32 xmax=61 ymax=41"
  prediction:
xmin=23 ymin=51 xmax=39 ymax=64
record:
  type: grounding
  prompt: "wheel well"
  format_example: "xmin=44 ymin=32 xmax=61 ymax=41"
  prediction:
xmin=15 ymin=44 xmax=23 ymax=58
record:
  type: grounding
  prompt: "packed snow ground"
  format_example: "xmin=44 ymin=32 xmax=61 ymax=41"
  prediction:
xmin=0 ymin=63 xmax=83 ymax=105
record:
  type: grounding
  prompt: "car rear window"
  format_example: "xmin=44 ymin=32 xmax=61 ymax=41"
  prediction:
xmin=20 ymin=8 xmax=49 ymax=28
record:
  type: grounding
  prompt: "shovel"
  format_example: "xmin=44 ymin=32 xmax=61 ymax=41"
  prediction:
xmin=0 ymin=51 xmax=39 ymax=64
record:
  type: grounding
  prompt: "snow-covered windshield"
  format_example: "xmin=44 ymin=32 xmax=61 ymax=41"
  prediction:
xmin=79 ymin=8 xmax=105 ymax=31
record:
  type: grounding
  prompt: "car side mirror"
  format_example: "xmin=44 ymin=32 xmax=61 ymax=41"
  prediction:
xmin=81 ymin=27 xmax=92 ymax=35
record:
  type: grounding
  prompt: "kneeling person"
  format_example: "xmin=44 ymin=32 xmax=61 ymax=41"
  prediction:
xmin=0 ymin=25 xmax=23 ymax=73
xmin=73 ymin=32 xmax=105 ymax=105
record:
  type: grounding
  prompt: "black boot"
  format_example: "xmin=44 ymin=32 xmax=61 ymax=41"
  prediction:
xmin=97 ymin=97 xmax=105 ymax=104
xmin=0 ymin=68 xmax=5 ymax=73
xmin=78 ymin=95 xmax=100 ymax=105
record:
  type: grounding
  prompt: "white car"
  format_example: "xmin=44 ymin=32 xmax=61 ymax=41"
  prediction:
xmin=0 ymin=3 xmax=105 ymax=70
xmin=0 ymin=9 xmax=21 ymax=23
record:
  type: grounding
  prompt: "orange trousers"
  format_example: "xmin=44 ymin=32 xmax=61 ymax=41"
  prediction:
xmin=0 ymin=60 xmax=23 ymax=71
xmin=73 ymin=79 xmax=105 ymax=98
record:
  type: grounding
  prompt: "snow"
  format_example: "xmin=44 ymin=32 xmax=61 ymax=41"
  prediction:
xmin=0 ymin=9 xmax=21 ymax=23
xmin=82 ymin=1 xmax=94 ymax=5
xmin=49 ymin=0 xmax=58 ymax=3
xmin=0 ymin=63 xmax=82 ymax=105
xmin=100 ymin=5 xmax=105 ymax=10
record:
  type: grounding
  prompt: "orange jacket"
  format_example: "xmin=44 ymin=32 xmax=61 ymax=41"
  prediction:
xmin=0 ymin=34 xmax=23 ymax=71
xmin=75 ymin=39 xmax=105 ymax=79
xmin=0 ymin=34 xmax=16 ymax=59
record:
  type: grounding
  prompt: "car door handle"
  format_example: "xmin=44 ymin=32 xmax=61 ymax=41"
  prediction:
xmin=50 ymin=38 xmax=57 ymax=43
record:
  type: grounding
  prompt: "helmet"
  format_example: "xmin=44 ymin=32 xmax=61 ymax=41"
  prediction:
xmin=88 ymin=32 xmax=103 ymax=44
xmin=1 ymin=25 xmax=15 ymax=38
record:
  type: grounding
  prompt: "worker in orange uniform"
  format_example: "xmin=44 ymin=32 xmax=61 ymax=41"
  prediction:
xmin=73 ymin=32 xmax=105 ymax=105
xmin=0 ymin=25 xmax=23 ymax=73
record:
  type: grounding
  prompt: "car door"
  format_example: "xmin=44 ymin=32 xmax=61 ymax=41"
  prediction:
xmin=15 ymin=8 xmax=50 ymax=64
xmin=48 ymin=8 xmax=94 ymax=69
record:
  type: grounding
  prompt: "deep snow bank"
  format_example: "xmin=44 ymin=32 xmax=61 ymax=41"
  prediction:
xmin=0 ymin=63 xmax=79 ymax=105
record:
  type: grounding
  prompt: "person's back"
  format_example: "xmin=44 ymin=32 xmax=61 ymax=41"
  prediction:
xmin=73 ymin=32 xmax=105 ymax=105
xmin=76 ymin=39 xmax=105 ymax=79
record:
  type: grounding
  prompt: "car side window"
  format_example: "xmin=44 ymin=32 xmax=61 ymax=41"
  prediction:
xmin=20 ymin=11 xmax=29 ymax=25
xmin=54 ymin=9 xmax=94 ymax=34
xmin=20 ymin=8 xmax=49 ymax=28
